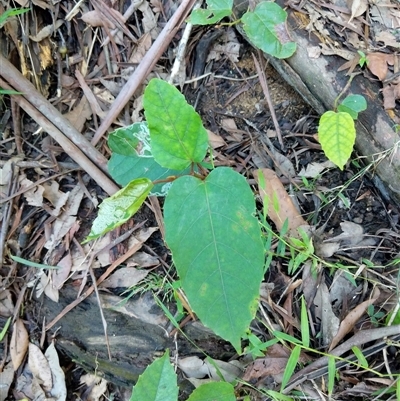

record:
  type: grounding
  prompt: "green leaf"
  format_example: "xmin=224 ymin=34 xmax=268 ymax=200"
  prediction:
xmin=327 ymin=355 xmax=335 ymax=396
xmin=337 ymin=95 xmax=367 ymax=120
xmin=0 ymin=317 xmax=12 ymax=342
xmin=264 ymin=390 xmax=294 ymax=401
xmin=84 ymin=178 xmax=153 ymax=243
xmin=187 ymin=382 xmax=236 ymax=401
xmin=0 ymin=8 xmax=30 ymax=27
xmin=129 ymin=350 xmax=178 ymax=401
xmin=143 ymin=79 xmax=209 ymax=170
xmin=108 ymin=123 xmax=141 ymax=156
xmin=281 ymin=344 xmax=301 ymax=390
xmin=318 ymin=111 xmax=356 ymax=170
xmin=164 ymin=167 xmax=265 ymax=351
xmin=241 ymin=2 xmax=296 ymax=59
xmin=300 ymin=296 xmax=309 ymax=348
xmin=108 ymin=122 xmax=188 ymax=196
xmin=189 ymin=0 xmax=233 ymax=25
xmin=10 ymin=254 xmax=59 ymax=270
xmin=0 ymin=88 xmax=22 ymax=95
xmin=351 ymin=346 xmax=369 ymax=368
xmin=272 ymin=331 xmax=302 ymax=345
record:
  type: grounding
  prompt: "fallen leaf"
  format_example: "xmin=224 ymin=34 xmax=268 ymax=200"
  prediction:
xmin=0 ymin=362 xmax=14 ymax=401
xmin=45 ymin=342 xmax=67 ymax=401
xmin=80 ymin=374 xmax=108 ymax=401
xmin=129 ymin=33 xmax=152 ymax=64
xmin=298 ymin=161 xmax=335 ymax=178
xmin=64 ymin=96 xmax=92 ymax=132
xmin=29 ymin=20 xmax=63 ymax=42
xmin=81 ymin=10 xmax=114 ymax=28
xmin=366 ymin=53 xmax=394 ymax=81
xmin=10 ymin=318 xmax=29 ymax=371
xmin=346 ymin=0 xmax=368 ymax=25
xmin=207 ymin=130 xmax=226 ymax=149
xmin=329 ymin=288 xmax=380 ymax=351
xmin=28 ymin=343 xmax=52 ymax=392
xmin=100 ymin=267 xmax=149 ymax=289
xmin=0 ymin=289 xmax=14 ymax=316
xmin=178 ymin=356 xmax=209 ymax=379
xmin=254 ymin=168 xmax=308 ymax=236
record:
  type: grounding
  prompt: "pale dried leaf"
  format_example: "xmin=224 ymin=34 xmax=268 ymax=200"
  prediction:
xmin=346 ymin=0 xmax=368 ymax=25
xmin=42 ymin=272 xmax=59 ymax=303
xmin=129 ymin=33 xmax=152 ymax=64
xmin=315 ymin=241 xmax=340 ymax=258
xmin=20 ymin=177 xmax=44 ymax=207
xmin=81 ymin=10 xmax=114 ymax=28
xmin=329 ymin=288 xmax=380 ymax=351
xmin=100 ymin=267 xmax=149 ymax=289
xmin=177 ymin=356 xmax=209 ymax=379
xmin=255 ymin=168 xmax=308 ymax=236
xmin=64 ymin=96 xmax=92 ymax=132
xmin=314 ymin=281 xmax=339 ymax=346
xmin=329 ymin=270 xmax=360 ymax=310
xmin=45 ymin=343 xmax=67 ymax=401
xmin=138 ymin=1 xmax=158 ymax=37
xmin=366 ymin=53 xmax=394 ymax=81
xmin=29 ymin=343 xmax=52 ymax=392
xmin=51 ymin=252 xmax=72 ymax=290
xmin=0 ymin=362 xmax=14 ymax=401
xmin=10 ymin=319 xmax=29 ymax=371
xmin=376 ymin=31 xmax=400 ymax=49
xmin=42 ymin=182 xmax=69 ymax=217
xmin=204 ymin=359 xmax=243 ymax=382
xmin=0 ymin=289 xmax=14 ymax=316
xmin=80 ymin=374 xmax=108 ymax=401
xmin=298 ymin=161 xmax=335 ymax=178
xmin=29 ymin=20 xmax=63 ymax=42
xmin=207 ymin=130 xmax=226 ymax=149
xmin=126 ymin=251 xmax=159 ymax=267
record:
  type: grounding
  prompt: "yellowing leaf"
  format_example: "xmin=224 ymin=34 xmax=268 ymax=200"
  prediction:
xmin=318 ymin=111 xmax=356 ymax=170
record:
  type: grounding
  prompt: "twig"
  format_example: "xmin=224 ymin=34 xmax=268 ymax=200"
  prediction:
xmin=0 ymin=55 xmax=109 ymax=172
xmin=91 ymin=0 xmax=198 ymax=145
xmin=0 ymin=78 xmax=119 ymax=196
xmin=252 ymin=52 xmax=284 ymax=148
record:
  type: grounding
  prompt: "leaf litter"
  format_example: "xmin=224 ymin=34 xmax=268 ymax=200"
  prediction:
xmin=0 ymin=0 xmax=400 ymax=399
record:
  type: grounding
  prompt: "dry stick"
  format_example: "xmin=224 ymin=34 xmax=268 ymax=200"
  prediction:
xmin=91 ymin=0 xmax=198 ymax=146
xmin=252 ymin=53 xmax=284 ymax=148
xmin=283 ymin=324 xmax=400 ymax=393
xmin=0 ymin=55 xmax=109 ymax=172
xmin=0 ymin=79 xmax=119 ymax=196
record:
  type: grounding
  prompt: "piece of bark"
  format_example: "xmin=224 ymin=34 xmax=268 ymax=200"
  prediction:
xmin=234 ymin=0 xmax=400 ymax=207
xmin=36 ymin=285 xmax=234 ymax=387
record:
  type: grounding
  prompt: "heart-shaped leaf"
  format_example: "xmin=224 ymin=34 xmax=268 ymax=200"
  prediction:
xmin=189 ymin=0 xmax=233 ymax=25
xmin=318 ymin=111 xmax=356 ymax=170
xmin=241 ymin=2 xmax=296 ymax=59
xmin=164 ymin=167 xmax=265 ymax=351
xmin=337 ymin=94 xmax=367 ymax=120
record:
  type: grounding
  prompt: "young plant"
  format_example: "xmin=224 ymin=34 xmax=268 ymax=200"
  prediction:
xmin=318 ymin=94 xmax=367 ymax=170
xmin=86 ymin=78 xmax=265 ymax=352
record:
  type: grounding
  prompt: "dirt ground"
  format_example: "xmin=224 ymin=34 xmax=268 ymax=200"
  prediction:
xmin=1 ymin=0 xmax=400 ymax=400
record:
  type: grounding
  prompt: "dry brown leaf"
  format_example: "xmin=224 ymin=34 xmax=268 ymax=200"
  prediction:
xmin=178 ymin=356 xmax=209 ymax=379
xmin=81 ymin=10 xmax=114 ymax=28
xmin=383 ymin=85 xmax=396 ymax=110
xmin=80 ymin=374 xmax=108 ymax=401
xmin=0 ymin=289 xmax=14 ymax=316
xmin=254 ymin=168 xmax=307 ymax=235
xmin=28 ymin=343 xmax=52 ymax=392
xmin=29 ymin=20 xmax=63 ymax=42
xmin=51 ymin=252 xmax=72 ymax=290
xmin=376 ymin=31 xmax=400 ymax=49
xmin=64 ymin=96 xmax=92 ymax=132
xmin=346 ymin=0 xmax=368 ymax=25
xmin=10 ymin=318 xmax=29 ymax=371
xmin=366 ymin=53 xmax=394 ymax=81
xmin=45 ymin=342 xmax=67 ymax=401
xmin=329 ymin=288 xmax=380 ymax=351
xmin=100 ymin=267 xmax=149 ymax=289
xmin=207 ymin=130 xmax=226 ymax=149
xmin=0 ymin=362 xmax=14 ymax=400
xmin=129 ymin=33 xmax=152 ymax=64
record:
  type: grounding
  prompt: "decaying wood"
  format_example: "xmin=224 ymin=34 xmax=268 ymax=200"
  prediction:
xmin=234 ymin=0 xmax=400 ymax=206
xmin=37 ymin=285 xmax=234 ymax=387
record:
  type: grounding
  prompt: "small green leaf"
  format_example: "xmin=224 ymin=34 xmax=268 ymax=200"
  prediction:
xmin=10 ymin=254 xmax=59 ymax=270
xmin=281 ymin=345 xmax=301 ymax=390
xmin=187 ymin=382 xmax=236 ymax=401
xmin=318 ymin=111 xmax=356 ymax=170
xmin=337 ymin=94 xmax=367 ymax=120
xmin=264 ymin=390 xmax=294 ymax=401
xmin=0 ymin=317 xmax=12 ymax=342
xmin=108 ymin=123 xmax=141 ymax=155
xmin=0 ymin=8 xmax=30 ymax=27
xmin=272 ymin=331 xmax=302 ymax=345
xmin=241 ymin=2 xmax=296 ymax=59
xmin=351 ymin=346 xmax=369 ymax=368
xmin=143 ymin=79 xmax=209 ymax=170
xmin=300 ymin=296 xmax=309 ymax=348
xmin=189 ymin=0 xmax=233 ymax=25
xmin=0 ymin=88 xmax=22 ymax=95
xmin=327 ymin=356 xmax=335 ymax=396
xmin=129 ymin=350 xmax=178 ymax=401
xmin=84 ymin=178 xmax=153 ymax=243
xmin=164 ymin=167 xmax=265 ymax=351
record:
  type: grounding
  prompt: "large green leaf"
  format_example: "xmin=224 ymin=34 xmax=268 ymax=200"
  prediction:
xmin=108 ymin=124 xmax=140 ymax=156
xmin=129 ymin=350 xmax=178 ymax=401
xmin=164 ymin=167 xmax=265 ymax=351
xmin=83 ymin=178 xmax=153 ymax=243
xmin=187 ymin=382 xmax=236 ymax=401
xmin=189 ymin=0 xmax=233 ymax=25
xmin=241 ymin=2 xmax=296 ymax=59
xmin=143 ymin=79 xmax=209 ymax=170
xmin=318 ymin=111 xmax=356 ymax=170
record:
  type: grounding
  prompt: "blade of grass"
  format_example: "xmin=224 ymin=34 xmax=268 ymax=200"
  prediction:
xmin=10 ymin=254 xmax=59 ymax=269
xmin=265 ymin=390 xmax=294 ymax=401
xmin=300 ymin=296 xmax=309 ymax=348
xmin=273 ymin=331 xmax=302 ymax=345
xmin=328 ymin=355 xmax=335 ymax=396
xmin=281 ymin=345 xmax=301 ymax=390
xmin=351 ymin=346 xmax=369 ymax=368
xmin=0 ymin=317 xmax=11 ymax=341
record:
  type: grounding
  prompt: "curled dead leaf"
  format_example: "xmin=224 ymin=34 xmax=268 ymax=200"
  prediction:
xmin=10 ymin=318 xmax=29 ymax=371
